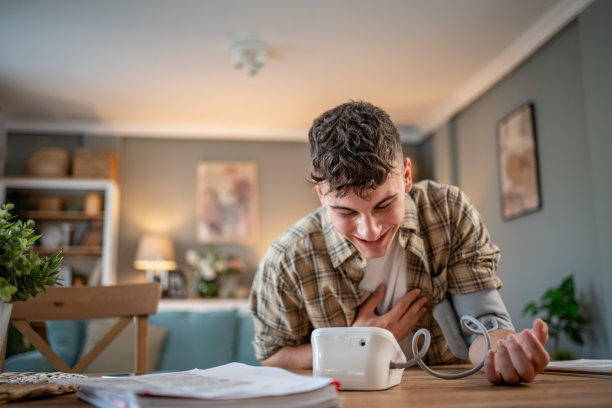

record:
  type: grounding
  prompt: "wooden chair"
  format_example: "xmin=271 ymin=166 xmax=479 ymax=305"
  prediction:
xmin=4 ymin=283 xmax=160 ymax=374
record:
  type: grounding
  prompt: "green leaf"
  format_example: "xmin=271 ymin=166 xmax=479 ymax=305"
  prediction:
xmin=0 ymin=204 xmax=61 ymax=302
xmin=522 ymin=303 xmax=537 ymax=316
xmin=522 ymin=273 xmax=587 ymax=348
xmin=0 ymin=278 xmax=18 ymax=303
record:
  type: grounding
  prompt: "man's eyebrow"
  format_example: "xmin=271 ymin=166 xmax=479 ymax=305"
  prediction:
xmin=375 ymin=194 xmax=397 ymax=207
xmin=329 ymin=204 xmax=355 ymax=212
xmin=329 ymin=194 xmax=397 ymax=212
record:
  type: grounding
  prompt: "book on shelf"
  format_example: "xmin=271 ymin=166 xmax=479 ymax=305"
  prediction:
xmin=80 ymin=220 xmax=103 ymax=246
xmin=72 ymin=220 xmax=89 ymax=246
xmin=52 ymin=363 xmax=341 ymax=408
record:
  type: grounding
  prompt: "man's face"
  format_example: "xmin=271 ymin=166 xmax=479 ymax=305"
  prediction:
xmin=316 ymin=158 xmax=412 ymax=259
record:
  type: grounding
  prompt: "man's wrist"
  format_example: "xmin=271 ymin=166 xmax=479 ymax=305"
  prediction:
xmin=260 ymin=344 xmax=313 ymax=369
xmin=468 ymin=329 xmax=514 ymax=365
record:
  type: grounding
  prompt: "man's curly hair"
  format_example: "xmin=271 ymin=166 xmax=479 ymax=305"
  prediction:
xmin=309 ymin=101 xmax=402 ymax=198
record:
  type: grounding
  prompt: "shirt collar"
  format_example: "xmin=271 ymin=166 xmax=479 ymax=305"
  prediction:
xmin=319 ymin=208 xmax=360 ymax=268
xmin=398 ymin=192 xmax=419 ymax=248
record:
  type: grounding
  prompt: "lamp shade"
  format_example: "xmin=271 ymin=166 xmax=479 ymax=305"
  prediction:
xmin=134 ymin=234 xmax=177 ymax=271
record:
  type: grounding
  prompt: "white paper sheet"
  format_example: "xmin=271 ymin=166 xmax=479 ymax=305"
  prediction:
xmin=53 ymin=363 xmax=334 ymax=400
xmin=546 ymin=359 xmax=612 ymax=375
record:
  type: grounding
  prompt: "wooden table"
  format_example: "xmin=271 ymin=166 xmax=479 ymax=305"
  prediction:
xmin=3 ymin=367 xmax=612 ymax=407
xmin=340 ymin=366 xmax=612 ymax=407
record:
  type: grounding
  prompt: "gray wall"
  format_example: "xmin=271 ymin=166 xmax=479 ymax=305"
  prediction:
xmin=578 ymin=0 xmax=612 ymax=360
xmin=117 ymin=138 xmax=320 ymax=286
xmin=429 ymin=0 xmax=611 ymax=358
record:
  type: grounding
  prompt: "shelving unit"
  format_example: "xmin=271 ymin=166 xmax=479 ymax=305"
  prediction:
xmin=0 ymin=176 xmax=119 ymax=285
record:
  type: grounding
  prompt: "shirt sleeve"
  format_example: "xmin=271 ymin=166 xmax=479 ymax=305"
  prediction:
xmin=446 ymin=187 xmax=503 ymax=294
xmin=249 ymin=255 xmax=311 ymax=361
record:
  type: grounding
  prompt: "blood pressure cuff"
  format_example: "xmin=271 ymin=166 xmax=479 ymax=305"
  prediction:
xmin=433 ymin=288 xmax=515 ymax=360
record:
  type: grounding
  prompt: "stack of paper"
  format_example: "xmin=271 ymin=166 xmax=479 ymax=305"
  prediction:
xmin=546 ymin=359 xmax=612 ymax=378
xmin=52 ymin=363 xmax=341 ymax=408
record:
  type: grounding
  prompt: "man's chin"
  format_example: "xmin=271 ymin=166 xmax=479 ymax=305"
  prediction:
xmin=354 ymin=241 xmax=391 ymax=259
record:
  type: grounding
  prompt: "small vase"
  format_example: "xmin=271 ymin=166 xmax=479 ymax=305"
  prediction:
xmin=197 ymin=278 xmax=219 ymax=298
xmin=0 ymin=302 xmax=14 ymax=368
xmin=218 ymin=274 xmax=240 ymax=298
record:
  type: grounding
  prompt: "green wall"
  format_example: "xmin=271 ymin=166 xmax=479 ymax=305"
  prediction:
xmin=430 ymin=0 xmax=612 ymax=358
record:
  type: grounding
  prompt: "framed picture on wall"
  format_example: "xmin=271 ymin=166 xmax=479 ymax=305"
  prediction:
xmin=496 ymin=102 xmax=542 ymax=221
xmin=196 ymin=161 xmax=258 ymax=244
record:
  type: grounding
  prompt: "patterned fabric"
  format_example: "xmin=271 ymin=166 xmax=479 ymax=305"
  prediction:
xmin=249 ymin=180 xmax=502 ymax=364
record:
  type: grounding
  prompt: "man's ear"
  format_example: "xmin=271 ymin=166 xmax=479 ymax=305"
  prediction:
xmin=315 ymin=184 xmax=328 ymax=208
xmin=403 ymin=157 xmax=413 ymax=193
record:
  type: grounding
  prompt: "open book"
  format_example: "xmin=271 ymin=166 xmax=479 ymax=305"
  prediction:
xmin=52 ymin=363 xmax=341 ymax=408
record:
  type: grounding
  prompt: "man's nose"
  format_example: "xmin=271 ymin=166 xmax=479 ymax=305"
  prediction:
xmin=357 ymin=215 xmax=382 ymax=240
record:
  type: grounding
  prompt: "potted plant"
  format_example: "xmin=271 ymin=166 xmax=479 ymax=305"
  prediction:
xmin=0 ymin=203 xmax=62 ymax=353
xmin=186 ymin=245 xmax=246 ymax=298
xmin=522 ymin=274 xmax=587 ymax=360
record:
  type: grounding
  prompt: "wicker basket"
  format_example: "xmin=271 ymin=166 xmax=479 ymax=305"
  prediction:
xmin=72 ymin=148 xmax=118 ymax=180
xmin=26 ymin=147 xmax=71 ymax=177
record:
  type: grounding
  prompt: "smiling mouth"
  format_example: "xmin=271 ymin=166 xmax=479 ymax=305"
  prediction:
xmin=355 ymin=230 xmax=388 ymax=247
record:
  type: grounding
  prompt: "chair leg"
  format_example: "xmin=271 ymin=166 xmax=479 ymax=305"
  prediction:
xmin=135 ymin=315 xmax=149 ymax=374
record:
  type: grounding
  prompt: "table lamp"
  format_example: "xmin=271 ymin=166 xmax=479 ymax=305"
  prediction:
xmin=134 ymin=234 xmax=177 ymax=291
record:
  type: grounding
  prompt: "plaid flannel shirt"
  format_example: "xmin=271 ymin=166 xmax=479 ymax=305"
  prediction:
xmin=249 ymin=180 xmax=502 ymax=364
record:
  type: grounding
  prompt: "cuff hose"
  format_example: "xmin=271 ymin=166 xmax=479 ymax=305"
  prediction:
xmin=389 ymin=315 xmax=497 ymax=379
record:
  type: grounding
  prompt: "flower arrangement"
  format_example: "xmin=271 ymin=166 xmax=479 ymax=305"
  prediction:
xmin=186 ymin=246 xmax=246 ymax=297
xmin=186 ymin=246 xmax=246 ymax=280
xmin=0 ymin=203 xmax=61 ymax=303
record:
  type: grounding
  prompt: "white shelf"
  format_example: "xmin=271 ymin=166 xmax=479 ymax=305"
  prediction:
xmin=158 ymin=298 xmax=249 ymax=313
xmin=0 ymin=176 xmax=116 ymax=190
xmin=0 ymin=176 xmax=119 ymax=285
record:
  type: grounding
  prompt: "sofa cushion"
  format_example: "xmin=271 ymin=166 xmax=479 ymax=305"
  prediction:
xmin=235 ymin=310 xmax=259 ymax=366
xmin=78 ymin=318 xmax=169 ymax=373
xmin=150 ymin=310 xmax=237 ymax=371
xmin=3 ymin=350 xmax=56 ymax=372
xmin=5 ymin=320 xmax=83 ymax=372
xmin=46 ymin=320 xmax=85 ymax=367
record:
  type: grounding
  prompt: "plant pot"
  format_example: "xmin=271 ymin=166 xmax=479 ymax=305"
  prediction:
xmin=0 ymin=302 xmax=14 ymax=368
xmin=218 ymin=274 xmax=240 ymax=298
xmin=197 ymin=278 xmax=219 ymax=298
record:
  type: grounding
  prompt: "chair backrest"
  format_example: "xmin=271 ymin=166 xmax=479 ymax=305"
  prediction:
xmin=5 ymin=283 xmax=160 ymax=374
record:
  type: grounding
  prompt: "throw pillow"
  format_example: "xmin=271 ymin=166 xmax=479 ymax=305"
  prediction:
xmin=235 ymin=311 xmax=260 ymax=366
xmin=46 ymin=320 xmax=85 ymax=367
xmin=78 ymin=318 xmax=168 ymax=373
xmin=150 ymin=310 xmax=237 ymax=371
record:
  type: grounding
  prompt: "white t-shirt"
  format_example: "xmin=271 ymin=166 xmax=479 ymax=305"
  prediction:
xmin=359 ymin=234 xmax=407 ymax=315
xmin=359 ymin=234 xmax=416 ymax=357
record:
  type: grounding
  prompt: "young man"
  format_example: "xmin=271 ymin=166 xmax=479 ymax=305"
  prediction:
xmin=249 ymin=101 xmax=549 ymax=384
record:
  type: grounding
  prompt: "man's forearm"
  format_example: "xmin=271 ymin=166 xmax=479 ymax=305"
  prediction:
xmin=260 ymin=344 xmax=313 ymax=369
xmin=468 ymin=329 xmax=514 ymax=366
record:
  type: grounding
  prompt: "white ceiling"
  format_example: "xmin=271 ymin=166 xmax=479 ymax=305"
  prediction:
xmin=0 ymin=0 xmax=592 ymax=143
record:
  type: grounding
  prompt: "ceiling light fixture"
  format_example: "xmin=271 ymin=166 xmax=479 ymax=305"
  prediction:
xmin=231 ymin=39 xmax=267 ymax=76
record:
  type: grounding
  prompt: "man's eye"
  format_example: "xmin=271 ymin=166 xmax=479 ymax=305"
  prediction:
xmin=376 ymin=203 xmax=391 ymax=210
xmin=338 ymin=211 xmax=355 ymax=217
